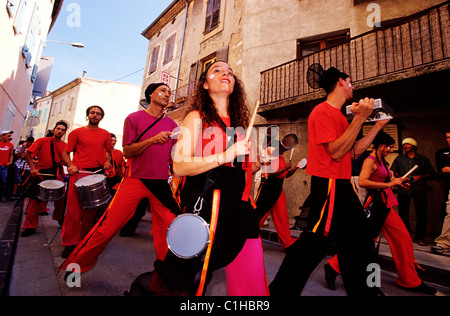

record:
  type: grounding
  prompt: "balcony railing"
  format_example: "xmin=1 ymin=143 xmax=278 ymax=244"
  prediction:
xmin=260 ymin=1 xmax=450 ymax=106
xmin=167 ymin=80 xmax=197 ymax=112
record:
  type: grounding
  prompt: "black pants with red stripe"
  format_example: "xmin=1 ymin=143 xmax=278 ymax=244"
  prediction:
xmin=269 ymin=176 xmax=378 ymax=296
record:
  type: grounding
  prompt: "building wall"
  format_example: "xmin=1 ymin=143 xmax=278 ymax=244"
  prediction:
xmin=142 ymin=5 xmax=187 ymax=103
xmin=0 ymin=0 xmax=61 ymax=145
xmin=25 ymin=78 xmax=141 ymax=148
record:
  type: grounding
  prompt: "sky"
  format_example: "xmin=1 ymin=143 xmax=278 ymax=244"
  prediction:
xmin=44 ymin=0 xmax=173 ymax=92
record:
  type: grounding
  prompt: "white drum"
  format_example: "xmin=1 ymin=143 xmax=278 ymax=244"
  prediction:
xmin=38 ymin=180 xmax=65 ymax=201
xmin=74 ymin=174 xmax=111 ymax=209
xmin=167 ymin=214 xmax=210 ymax=259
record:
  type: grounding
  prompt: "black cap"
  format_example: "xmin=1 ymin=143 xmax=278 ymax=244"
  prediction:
xmin=145 ymin=83 xmax=169 ymax=103
xmin=319 ymin=67 xmax=349 ymax=93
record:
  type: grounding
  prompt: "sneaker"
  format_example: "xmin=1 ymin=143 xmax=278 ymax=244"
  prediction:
xmin=431 ymin=245 xmax=446 ymax=255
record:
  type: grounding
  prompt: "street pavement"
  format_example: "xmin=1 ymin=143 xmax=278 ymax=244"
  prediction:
xmin=1 ymin=198 xmax=450 ymax=298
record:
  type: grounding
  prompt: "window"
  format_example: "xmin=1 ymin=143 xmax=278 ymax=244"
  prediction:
xmin=58 ymin=99 xmax=64 ymax=114
xmin=163 ymin=33 xmax=176 ymax=65
xmin=22 ymin=2 xmax=40 ymax=68
xmin=41 ymin=108 xmax=48 ymax=123
xmin=6 ymin=0 xmax=20 ymax=19
xmin=13 ymin=0 xmax=28 ymax=36
xmin=1 ymin=102 xmax=16 ymax=131
xmin=203 ymin=57 xmax=217 ymax=73
xmin=204 ymin=0 xmax=221 ymax=34
xmin=149 ymin=46 xmax=160 ymax=74
xmin=51 ymin=101 xmax=57 ymax=117
xmin=297 ymin=30 xmax=350 ymax=58
xmin=68 ymin=97 xmax=74 ymax=112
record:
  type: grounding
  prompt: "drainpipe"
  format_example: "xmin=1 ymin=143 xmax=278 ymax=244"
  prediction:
xmin=175 ymin=0 xmax=189 ymax=96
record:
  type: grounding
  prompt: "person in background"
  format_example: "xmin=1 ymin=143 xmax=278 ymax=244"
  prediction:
xmin=432 ymin=131 xmax=450 ymax=256
xmin=255 ymin=143 xmax=299 ymax=249
xmin=0 ymin=130 xmax=14 ymax=202
xmin=105 ymin=133 xmax=125 ymax=196
xmin=391 ymin=138 xmax=435 ymax=246
xmin=323 ymin=131 xmax=436 ymax=295
xmin=21 ymin=122 xmax=68 ymax=237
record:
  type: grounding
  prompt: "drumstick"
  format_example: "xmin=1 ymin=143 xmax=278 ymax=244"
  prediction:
xmin=402 ymin=165 xmax=418 ymax=179
xmin=77 ymin=170 xmax=93 ymax=174
xmin=38 ymin=173 xmax=55 ymax=177
xmin=78 ymin=169 xmax=103 ymax=175
xmin=245 ymin=101 xmax=260 ymax=142
xmin=289 ymin=148 xmax=295 ymax=162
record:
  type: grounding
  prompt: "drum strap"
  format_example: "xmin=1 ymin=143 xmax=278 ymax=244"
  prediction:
xmin=192 ymin=169 xmax=219 ymax=214
xmin=134 ymin=113 xmax=165 ymax=143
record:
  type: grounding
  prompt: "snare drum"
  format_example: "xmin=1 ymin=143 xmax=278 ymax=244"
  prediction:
xmin=167 ymin=214 xmax=210 ymax=259
xmin=38 ymin=180 xmax=65 ymax=201
xmin=74 ymin=174 xmax=111 ymax=209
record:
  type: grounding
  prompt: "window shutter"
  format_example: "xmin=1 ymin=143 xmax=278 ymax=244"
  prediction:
xmin=204 ymin=0 xmax=213 ymax=32
xmin=216 ymin=46 xmax=228 ymax=62
xmin=149 ymin=46 xmax=160 ymax=74
xmin=211 ymin=0 xmax=221 ymax=29
xmin=164 ymin=33 xmax=176 ymax=65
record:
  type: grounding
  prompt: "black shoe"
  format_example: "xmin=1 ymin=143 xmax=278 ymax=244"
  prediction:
xmin=21 ymin=228 xmax=36 ymax=237
xmin=61 ymin=245 xmax=76 ymax=258
xmin=324 ymin=263 xmax=338 ymax=290
xmin=398 ymin=281 xmax=437 ymax=295
xmin=119 ymin=229 xmax=136 ymax=237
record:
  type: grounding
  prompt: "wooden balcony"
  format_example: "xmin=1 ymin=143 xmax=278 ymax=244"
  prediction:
xmin=259 ymin=1 xmax=450 ymax=118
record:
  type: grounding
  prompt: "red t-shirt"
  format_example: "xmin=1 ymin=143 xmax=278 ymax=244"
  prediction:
xmin=65 ymin=127 xmax=112 ymax=169
xmin=27 ymin=137 xmax=66 ymax=169
xmin=0 ymin=141 xmax=13 ymax=166
xmin=306 ymin=102 xmax=352 ymax=179
xmin=105 ymin=148 xmax=125 ymax=178
xmin=265 ymin=155 xmax=289 ymax=179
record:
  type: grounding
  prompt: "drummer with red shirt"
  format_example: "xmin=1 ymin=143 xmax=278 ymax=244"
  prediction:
xmin=21 ymin=121 xmax=68 ymax=237
xmin=61 ymin=106 xmax=112 ymax=258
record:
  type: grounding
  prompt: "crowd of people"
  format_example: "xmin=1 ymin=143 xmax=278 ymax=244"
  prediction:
xmin=1 ymin=62 xmax=449 ymax=296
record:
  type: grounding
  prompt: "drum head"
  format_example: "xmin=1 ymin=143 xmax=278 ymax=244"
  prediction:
xmin=39 ymin=180 xmax=64 ymax=189
xmin=167 ymin=214 xmax=210 ymax=259
xmin=75 ymin=174 xmax=105 ymax=186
